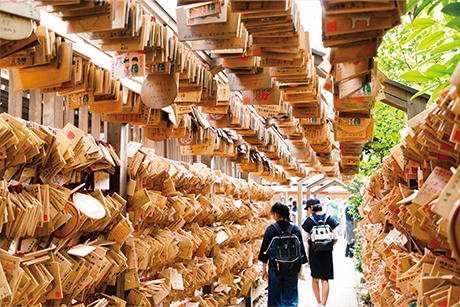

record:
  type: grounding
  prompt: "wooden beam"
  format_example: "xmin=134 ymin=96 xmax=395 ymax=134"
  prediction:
xmin=312 ymin=180 xmax=345 ymax=196
xmin=381 ymin=79 xmax=429 ymax=119
xmin=8 ymin=70 xmax=23 ymax=118
xmin=407 ymin=96 xmax=427 ymax=119
xmin=29 ymin=89 xmax=42 ymax=124
xmin=42 ymin=92 xmax=56 ymax=126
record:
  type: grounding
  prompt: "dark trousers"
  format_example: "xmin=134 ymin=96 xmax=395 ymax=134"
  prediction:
xmin=345 ymin=243 xmax=354 ymax=257
xmin=268 ymin=267 xmax=299 ymax=307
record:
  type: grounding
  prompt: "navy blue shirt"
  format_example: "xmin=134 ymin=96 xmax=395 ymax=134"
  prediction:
xmin=258 ymin=220 xmax=308 ymax=267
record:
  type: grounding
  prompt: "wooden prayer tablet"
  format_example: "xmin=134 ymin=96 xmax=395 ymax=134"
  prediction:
xmin=448 ymin=199 xmax=460 ymax=262
xmin=143 ymin=124 xmax=173 ymax=142
xmin=0 ymin=12 xmax=33 ymax=40
xmin=72 ymin=192 xmax=106 ymax=220
xmin=141 ymin=74 xmax=178 ymax=109
xmin=54 ymin=201 xmax=80 ymax=239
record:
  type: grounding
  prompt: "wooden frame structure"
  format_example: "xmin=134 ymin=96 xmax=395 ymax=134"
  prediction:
xmin=312 ymin=49 xmax=431 ymax=119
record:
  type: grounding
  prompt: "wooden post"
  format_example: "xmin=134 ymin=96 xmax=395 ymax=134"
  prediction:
xmin=8 ymin=70 xmax=23 ymax=118
xmin=91 ymin=113 xmax=101 ymax=139
xmin=103 ymin=121 xmax=108 ymax=140
xmin=79 ymin=106 xmax=89 ymax=134
xmin=106 ymin=122 xmax=129 ymax=299
xmin=127 ymin=124 xmax=133 ymax=142
xmin=64 ymin=96 xmax=75 ymax=125
xmin=132 ymin=125 xmax=140 ymax=142
xmin=29 ymin=89 xmax=42 ymax=124
xmin=42 ymin=92 xmax=56 ymax=126
xmin=54 ymin=95 xmax=64 ymax=129
xmin=407 ymin=96 xmax=428 ymax=120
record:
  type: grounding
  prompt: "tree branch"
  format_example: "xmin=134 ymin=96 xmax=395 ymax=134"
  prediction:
xmin=395 ymin=27 xmax=413 ymax=70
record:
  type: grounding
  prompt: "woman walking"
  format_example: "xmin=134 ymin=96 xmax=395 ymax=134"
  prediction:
xmin=302 ymin=198 xmax=339 ymax=307
xmin=258 ymin=202 xmax=308 ymax=307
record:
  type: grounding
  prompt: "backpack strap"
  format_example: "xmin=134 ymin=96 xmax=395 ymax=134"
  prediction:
xmin=286 ymin=223 xmax=294 ymax=234
xmin=273 ymin=222 xmax=283 ymax=234
xmin=310 ymin=215 xmax=320 ymax=226
xmin=322 ymin=215 xmax=330 ymax=226
xmin=273 ymin=222 xmax=294 ymax=234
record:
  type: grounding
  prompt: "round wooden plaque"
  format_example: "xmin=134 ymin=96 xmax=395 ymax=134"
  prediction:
xmin=141 ymin=74 xmax=178 ymax=109
xmin=54 ymin=202 xmax=80 ymax=239
xmin=143 ymin=124 xmax=173 ymax=142
xmin=72 ymin=193 xmax=106 ymax=220
xmin=0 ymin=12 xmax=33 ymax=41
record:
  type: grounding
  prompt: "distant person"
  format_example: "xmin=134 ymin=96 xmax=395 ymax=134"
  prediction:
xmin=258 ymin=202 xmax=308 ymax=307
xmin=325 ymin=196 xmax=340 ymax=235
xmin=290 ymin=200 xmax=298 ymax=221
xmin=302 ymin=198 xmax=339 ymax=307
xmin=290 ymin=200 xmax=298 ymax=213
xmin=344 ymin=199 xmax=355 ymax=258
xmin=302 ymin=199 xmax=308 ymax=220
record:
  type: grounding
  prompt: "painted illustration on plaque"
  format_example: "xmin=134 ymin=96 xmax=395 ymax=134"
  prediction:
xmin=111 ymin=52 xmax=145 ymax=79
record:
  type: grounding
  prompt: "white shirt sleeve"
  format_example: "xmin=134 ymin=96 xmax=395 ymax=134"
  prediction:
xmin=332 ymin=227 xmax=338 ymax=240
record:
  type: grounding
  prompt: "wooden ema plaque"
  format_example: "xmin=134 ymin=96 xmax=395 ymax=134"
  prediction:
xmin=141 ymin=74 xmax=178 ymax=109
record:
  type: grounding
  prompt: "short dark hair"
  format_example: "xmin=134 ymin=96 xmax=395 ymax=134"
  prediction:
xmin=305 ymin=197 xmax=320 ymax=209
xmin=292 ymin=200 xmax=297 ymax=207
xmin=311 ymin=203 xmax=323 ymax=212
xmin=271 ymin=202 xmax=291 ymax=222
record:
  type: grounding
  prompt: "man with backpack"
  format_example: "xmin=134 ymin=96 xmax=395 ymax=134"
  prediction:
xmin=258 ymin=202 xmax=308 ymax=307
xmin=302 ymin=198 xmax=339 ymax=307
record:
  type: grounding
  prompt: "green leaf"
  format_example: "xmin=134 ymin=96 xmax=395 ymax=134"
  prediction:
xmin=425 ymin=63 xmax=448 ymax=77
xmin=411 ymin=83 xmax=438 ymax=100
xmin=444 ymin=54 xmax=460 ymax=67
xmin=445 ymin=17 xmax=460 ymax=31
xmin=446 ymin=64 xmax=456 ymax=74
xmin=432 ymin=81 xmax=450 ymax=98
xmin=405 ymin=29 xmax=423 ymax=45
xmin=427 ymin=0 xmax=443 ymax=15
xmin=414 ymin=0 xmax=435 ymax=18
xmin=417 ymin=30 xmax=445 ymax=50
xmin=431 ymin=40 xmax=460 ymax=55
xmin=442 ymin=3 xmax=460 ymax=16
xmin=417 ymin=53 xmax=443 ymax=66
xmin=414 ymin=47 xmax=434 ymax=56
xmin=400 ymin=70 xmax=434 ymax=82
xmin=407 ymin=0 xmax=420 ymax=12
xmin=406 ymin=18 xmax=436 ymax=29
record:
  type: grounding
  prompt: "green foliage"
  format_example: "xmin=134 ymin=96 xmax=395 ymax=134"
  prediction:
xmin=359 ymin=101 xmax=406 ymax=178
xmin=417 ymin=30 xmax=445 ymax=51
xmin=353 ymin=231 xmax=363 ymax=273
xmin=345 ymin=177 xmax=364 ymax=273
xmin=377 ymin=0 xmax=460 ymax=103
xmin=442 ymin=2 xmax=460 ymax=16
xmin=345 ymin=176 xmax=364 ymax=223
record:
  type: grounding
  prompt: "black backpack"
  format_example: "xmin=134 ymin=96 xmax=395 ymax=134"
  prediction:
xmin=266 ymin=223 xmax=303 ymax=275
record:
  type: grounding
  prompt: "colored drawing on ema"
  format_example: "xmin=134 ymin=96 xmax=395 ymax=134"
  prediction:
xmin=111 ymin=52 xmax=145 ymax=79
